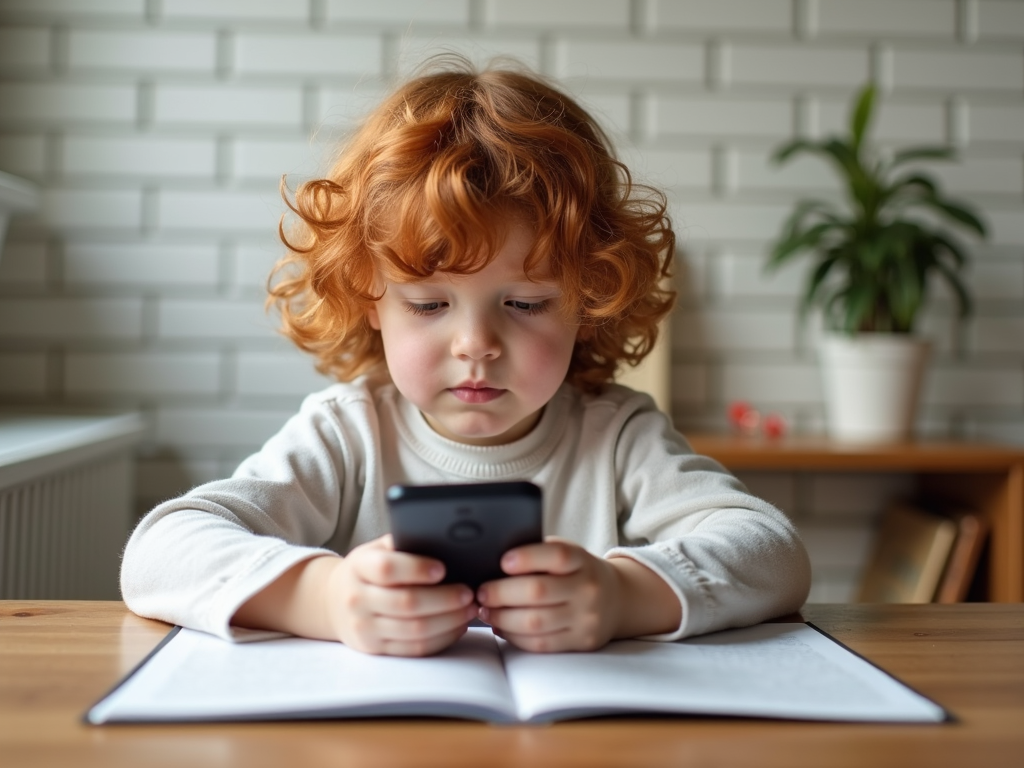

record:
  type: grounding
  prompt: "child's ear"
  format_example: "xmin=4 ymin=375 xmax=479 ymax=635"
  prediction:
xmin=366 ymin=303 xmax=381 ymax=330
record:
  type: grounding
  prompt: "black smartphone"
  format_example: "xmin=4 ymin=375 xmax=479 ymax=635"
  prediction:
xmin=386 ymin=481 xmax=543 ymax=591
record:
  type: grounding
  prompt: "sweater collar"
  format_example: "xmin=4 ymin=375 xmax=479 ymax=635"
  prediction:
xmin=391 ymin=385 xmax=571 ymax=479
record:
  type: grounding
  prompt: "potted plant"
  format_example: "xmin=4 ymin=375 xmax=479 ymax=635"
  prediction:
xmin=766 ymin=84 xmax=986 ymax=441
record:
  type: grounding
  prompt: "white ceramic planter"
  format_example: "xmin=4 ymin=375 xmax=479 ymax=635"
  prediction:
xmin=819 ymin=333 xmax=931 ymax=442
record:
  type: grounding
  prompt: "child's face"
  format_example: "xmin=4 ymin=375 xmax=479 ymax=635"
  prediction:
xmin=366 ymin=221 xmax=578 ymax=446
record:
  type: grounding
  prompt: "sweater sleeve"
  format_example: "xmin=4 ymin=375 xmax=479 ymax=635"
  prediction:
xmin=120 ymin=389 xmax=372 ymax=641
xmin=604 ymin=403 xmax=811 ymax=641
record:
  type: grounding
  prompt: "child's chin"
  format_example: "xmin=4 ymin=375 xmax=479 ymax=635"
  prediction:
xmin=432 ymin=418 xmax=520 ymax=446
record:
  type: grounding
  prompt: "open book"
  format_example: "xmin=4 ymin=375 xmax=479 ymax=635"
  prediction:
xmin=86 ymin=623 xmax=945 ymax=725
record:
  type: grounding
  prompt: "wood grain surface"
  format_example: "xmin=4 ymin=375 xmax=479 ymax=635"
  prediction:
xmin=1 ymin=601 xmax=1022 ymax=768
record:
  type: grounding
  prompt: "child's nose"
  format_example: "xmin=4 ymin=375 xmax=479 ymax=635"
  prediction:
xmin=451 ymin=317 xmax=501 ymax=360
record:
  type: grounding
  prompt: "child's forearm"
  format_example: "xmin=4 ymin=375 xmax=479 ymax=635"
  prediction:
xmin=608 ymin=557 xmax=683 ymax=639
xmin=232 ymin=555 xmax=344 ymax=640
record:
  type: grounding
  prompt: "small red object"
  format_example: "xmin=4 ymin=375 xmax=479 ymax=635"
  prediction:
xmin=763 ymin=413 xmax=786 ymax=439
xmin=728 ymin=401 xmax=752 ymax=428
xmin=728 ymin=401 xmax=761 ymax=435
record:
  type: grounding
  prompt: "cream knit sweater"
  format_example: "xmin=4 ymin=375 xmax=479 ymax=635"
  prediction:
xmin=121 ymin=379 xmax=810 ymax=642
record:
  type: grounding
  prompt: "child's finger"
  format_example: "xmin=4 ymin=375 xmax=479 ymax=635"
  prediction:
xmin=490 ymin=626 xmax=573 ymax=654
xmin=368 ymin=583 xmax=475 ymax=618
xmin=500 ymin=539 xmax=583 ymax=577
xmin=476 ymin=573 xmax=572 ymax=608
xmin=479 ymin=603 xmax=572 ymax=636
xmin=351 ymin=547 xmax=445 ymax=586
xmin=376 ymin=625 xmax=470 ymax=658
xmin=373 ymin=601 xmax=478 ymax=642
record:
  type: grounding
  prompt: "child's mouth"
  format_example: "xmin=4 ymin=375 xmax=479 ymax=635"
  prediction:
xmin=449 ymin=386 xmax=505 ymax=404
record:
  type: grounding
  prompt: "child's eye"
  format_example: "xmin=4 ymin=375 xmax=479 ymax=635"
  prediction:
xmin=404 ymin=302 xmax=445 ymax=316
xmin=506 ymin=299 xmax=551 ymax=315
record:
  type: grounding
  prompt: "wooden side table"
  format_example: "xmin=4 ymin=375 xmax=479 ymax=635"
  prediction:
xmin=686 ymin=435 xmax=1024 ymax=602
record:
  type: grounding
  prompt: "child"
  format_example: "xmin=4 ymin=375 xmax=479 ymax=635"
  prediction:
xmin=121 ymin=61 xmax=810 ymax=657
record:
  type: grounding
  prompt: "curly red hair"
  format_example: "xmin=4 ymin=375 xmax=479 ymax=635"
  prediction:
xmin=269 ymin=59 xmax=676 ymax=393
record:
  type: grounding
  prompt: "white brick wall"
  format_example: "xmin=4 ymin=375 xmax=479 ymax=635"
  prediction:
xmin=1 ymin=0 xmax=1021 ymax=603
xmin=816 ymin=0 xmax=957 ymax=38
xmin=63 ymin=243 xmax=220 ymax=287
xmin=327 ymin=0 xmax=470 ymax=26
xmin=68 ymin=29 xmax=218 ymax=72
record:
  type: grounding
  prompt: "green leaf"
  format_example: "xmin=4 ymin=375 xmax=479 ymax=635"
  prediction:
xmin=922 ymin=197 xmax=987 ymax=237
xmin=933 ymin=259 xmax=974 ymax=319
xmin=767 ymin=221 xmax=838 ymax=269
xmin=889 ymin=249 xmax=924 ymax=332
xmin=771 ymin=140 xmax=819 ymax=165
xmin=850 ymin=84 xmax=876 ymax=153
xmin=800 ymin=254 xmax=842 ymax=315
xmin=890 ymin=146 xmax=955 ymax=168
xmin=843 ymin=284 xmax=877 ymax=333
xmin=886 ymin=173 xmax=939 ymax=198
xmin=931 ymin=231 xmax=969 ymax=268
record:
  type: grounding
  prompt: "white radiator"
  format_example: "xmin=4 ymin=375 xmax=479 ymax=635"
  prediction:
xmin=0 ymin=414 xmax=145 ymax=600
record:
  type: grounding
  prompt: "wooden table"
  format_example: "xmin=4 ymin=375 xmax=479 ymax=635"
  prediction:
xmin=687 ymin=435 xmax=1024 ymax=602
xmin=1 ymin=602 xmax=1022 ymax=768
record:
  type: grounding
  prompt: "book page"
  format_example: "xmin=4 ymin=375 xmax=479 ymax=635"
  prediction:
xmin=87 ymin=627 xmax=516 ymax=723
xmin=501 ymin=623 xmax=945 ymax=723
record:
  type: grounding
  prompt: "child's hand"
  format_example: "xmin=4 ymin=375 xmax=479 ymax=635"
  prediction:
xmin=326 ymin=535 xmax=478 ymax=657
xmin=474 ymin=538 xmax=626 ymax=653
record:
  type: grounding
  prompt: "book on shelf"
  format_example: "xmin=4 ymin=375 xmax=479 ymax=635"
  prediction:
xmin=936 ymin=509 xmax=989 ymax=604
xmin=85 ymin=622 xmax=946 ymax=725
xmin=857 ymin=501 xmax=987 ymax=604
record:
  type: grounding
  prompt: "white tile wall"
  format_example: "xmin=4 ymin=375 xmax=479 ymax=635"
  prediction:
xmin=160 ymin=0 xmax=308 ymax=23
xmin=232 ymin=138 xmax=331 ymax=181
xmin=63 ymin=136 xmax=218 ymax=178
xmin=153 ymin=85 xmax=304 ymax=127
xmin=234 ymin=243 xmax=285 ymax=289
xmin=0 ymin=135 xmax=46 ymax=177
xmin=158 ymin=190 xmax=287 ymax=232
xmin=924 ymin=366 xmax=1024 ymax=407
xmin=155 ymin=406 xmax=296 ymax=448
xmin=986 ymin=210 xmax=1024 ymax=246
xmin=674 ymin=307 xmax=795 ymax=352
xmin=0 ymin=0 xmax=144 ymax=17
xmin=0 ymin=242 xmax=47 ymax=285
xmin=487 ymin=0 xmax=630 ymax=30
xmin=68 ymin=30 xmax=218 ymax=73
xmin=969 ymin=103 xmax=1024 ymax=142
xmin=234 ymin=33 xmax=382 ymax=77
xmin=63 ymin=243 xmax=221 ymax=287
xmin=0 ymin=298 xmax=144 ymax=339
xmin=555 ymin=39 xmax=704 ymax=82
xmin=729 ymin=45 xmax=869 ymax=87
xmin=654 ymin=96 xmax=793 ymax=139
xmin=652 ymin=0 xmax=792 ymax=33
xmin=42 ymin=189 xmax=143 ymax=230
xmin=978 ymin=0 xmax=1024 ymax=39
xmin=326 ymin=0 xmax=470 ymax=26
xmin=892 ymin=48 xmax=1024 ymax=91
xmin=970 ymin=260 xmax=1024 ymax=301
xmin=65 ymin=352 xmax=222 ymax=396
xmin=817 ymin=0 xmax=957 ymax=38
xmin=1 ymin=0 xmax=1021 ymax=603
xmin=816 ymin=99 xmax=946 ymax=142
xmin=0 ymin=27 xmax=50 ymax=69
xmin=157 ymin=299 xmax=277 ymax=339
xmin=395 ymin=36 xmax=543 ymax=74
xmin=0 ymin=83 xmax=136 ymax=123
xmin=236 ymin=351 xmax=334 ymax=396
xmin=721 ymin=361 xmax=821 ymax=404
xmin=0 ymin=353 xmax=47 ymax=395
xmin=135 ymin=457 xmax=227 ymax=502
